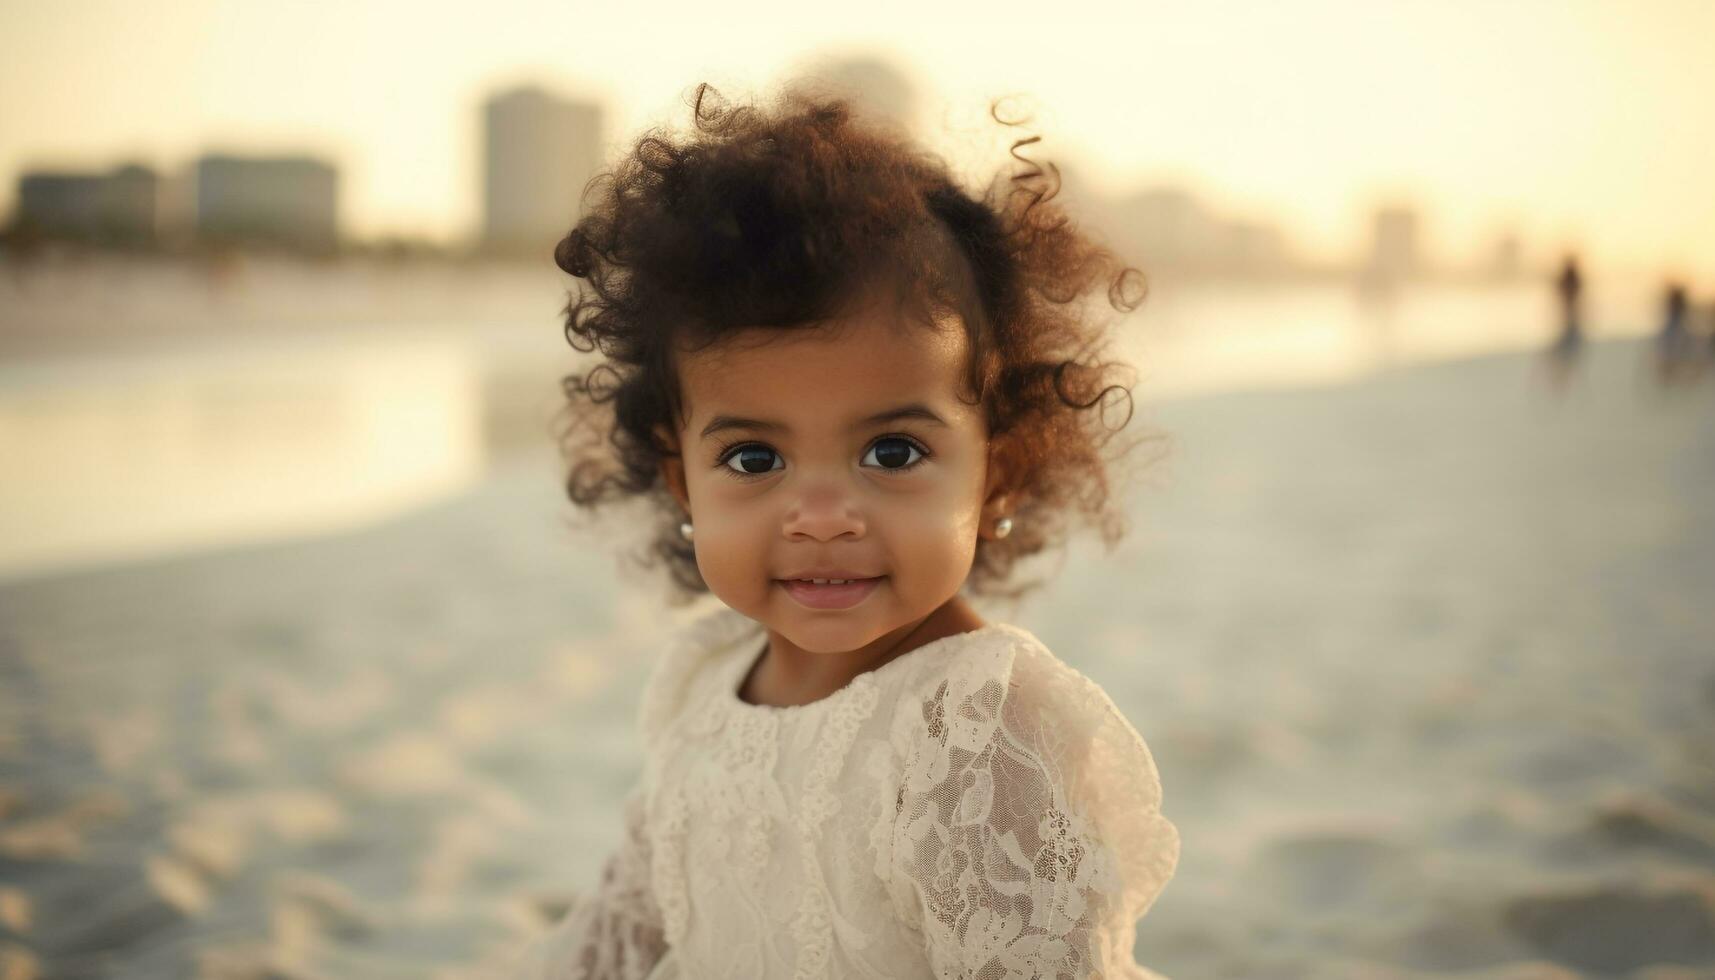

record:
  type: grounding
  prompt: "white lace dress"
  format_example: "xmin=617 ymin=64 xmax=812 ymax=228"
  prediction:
xmin=514 ymin=605 xmax=1180 ymax=979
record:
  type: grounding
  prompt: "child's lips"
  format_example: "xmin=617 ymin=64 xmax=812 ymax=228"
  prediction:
xmin=777 ymin=576 xmax=884 ymax=610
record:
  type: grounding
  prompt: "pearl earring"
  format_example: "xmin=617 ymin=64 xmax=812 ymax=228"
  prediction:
xmin=679 ymin=521 xmax=694 ymax=542
xmin=994 ymin=516 xmax=1013 ymax=539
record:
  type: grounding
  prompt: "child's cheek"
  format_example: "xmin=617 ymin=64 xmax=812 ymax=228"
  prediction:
xmin=686 ymin=510 xmax=770 ymax=607
xmin=879 ymin=488 xmax=984 ymax=585
xmin=695 ymin=517 xmax=791 ymax=638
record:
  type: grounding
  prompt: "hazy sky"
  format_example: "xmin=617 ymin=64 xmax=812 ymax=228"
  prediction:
xmin=3 ymin=0 xmax=1711 ymax=275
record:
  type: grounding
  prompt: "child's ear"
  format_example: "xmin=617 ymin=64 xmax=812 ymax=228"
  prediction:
xmin=653 ymin=423 xmax=691 ymax=513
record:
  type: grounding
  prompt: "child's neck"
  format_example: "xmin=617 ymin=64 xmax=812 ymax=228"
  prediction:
xmin=739 ymin=595 xmax=987 ymax=709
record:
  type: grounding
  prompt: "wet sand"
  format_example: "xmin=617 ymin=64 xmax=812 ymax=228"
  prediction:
xmin=1 ymin=336 xmax=1712 ymax=978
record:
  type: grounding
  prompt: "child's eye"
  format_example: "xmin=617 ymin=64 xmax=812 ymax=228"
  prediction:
xmin=719 ymin=444 xmax=783 ymax=476
xmin=715 ymin=436 xmax=929 ymax=479
xmin=861 ymin=436 xmax=928 ymax=471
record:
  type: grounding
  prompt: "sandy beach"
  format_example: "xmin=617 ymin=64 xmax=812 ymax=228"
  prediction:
xmin=2 ymin=333 xmax=1713 ymax=978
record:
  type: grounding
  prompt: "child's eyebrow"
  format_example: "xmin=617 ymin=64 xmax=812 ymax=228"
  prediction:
xmin=699 ymin=404 xmax=949 ymax=441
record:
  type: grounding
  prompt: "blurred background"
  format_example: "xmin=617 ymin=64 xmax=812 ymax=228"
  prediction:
xmin=2 ymin=1 xmax=1713 ymax=977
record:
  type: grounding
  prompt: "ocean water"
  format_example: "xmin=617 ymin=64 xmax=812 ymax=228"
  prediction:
xmin=0 ymin=264 xmax=1667 ymax=583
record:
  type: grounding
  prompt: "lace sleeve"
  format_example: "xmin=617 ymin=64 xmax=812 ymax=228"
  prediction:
xmin=886 ymin=641 xmax=1179 ymax=979
xmin=512 ymin=780 xmax=666 ymax=979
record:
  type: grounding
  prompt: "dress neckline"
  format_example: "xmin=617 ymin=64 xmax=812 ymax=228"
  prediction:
xmin=713 ymin=614 xmax=1020 ymax=716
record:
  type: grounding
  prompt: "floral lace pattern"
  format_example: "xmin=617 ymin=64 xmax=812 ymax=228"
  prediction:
xmin=886 ymin=641 xmax=1179 ymax=979
xmin=515 ymin=605 xmax=1178 ymax=979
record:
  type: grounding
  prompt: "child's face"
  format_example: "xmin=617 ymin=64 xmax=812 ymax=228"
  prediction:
xmin=659 ymin=310 xmax=1009 ymax=655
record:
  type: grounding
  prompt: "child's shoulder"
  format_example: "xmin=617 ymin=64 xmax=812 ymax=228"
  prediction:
xmin=886 ymin=620 xmax=1180 ymax=925
xmin=891 ymin=624 xmax=1131 ymax=741
xmin=883 ymin=620 xmax=1157 ymax=767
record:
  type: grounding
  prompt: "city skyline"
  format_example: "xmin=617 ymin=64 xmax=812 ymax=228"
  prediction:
xmin=5 ymin=137 xmax=1479 ymax=282
xmin=3 ymin=1 xmax=1712 ymax=280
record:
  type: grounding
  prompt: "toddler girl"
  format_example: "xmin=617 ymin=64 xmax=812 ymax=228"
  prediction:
xmin=517 ymin=82 xmax=1179 ymax=979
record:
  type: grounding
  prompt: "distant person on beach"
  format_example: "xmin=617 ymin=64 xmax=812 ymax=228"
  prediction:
xmin=1546 ymin=254 xmax=1584 ymax=388
xmin=511 ymin=83 xmax=1179 ymax=978
xmin=1652 ymin=281 xmax=1703 ymax=385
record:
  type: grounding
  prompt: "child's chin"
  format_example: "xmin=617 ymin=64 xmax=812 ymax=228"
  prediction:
xmin=771 ymin=609 xmax=892 ymax=655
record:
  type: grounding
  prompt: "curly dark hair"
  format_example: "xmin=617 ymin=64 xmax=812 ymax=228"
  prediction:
xmin=553 ymin=83 xmax=1156 ymax=603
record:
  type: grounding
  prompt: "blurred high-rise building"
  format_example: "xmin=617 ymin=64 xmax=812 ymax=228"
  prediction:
xmin=1109 ymin=187 xmax=1288 ymax=276
xmin=1488 ymin=230 xmax=1523 ymax=280
xmin=1218 ymin=219 xmax=1289 ymax=277
xmin=482 ymin=86 xmax=603 ymax=259
xmin=1368 ymin=205 xmax=1420 ymax=281
xmin=194 ymin=154 xmax=339 ymax=253
xmin=790 ymin=54 xmax=919 ymax=134
xmin=13 ymin=163 xmax=159 ymax=246
xmin=1112 ymin=187 xmax=1218 ymax=272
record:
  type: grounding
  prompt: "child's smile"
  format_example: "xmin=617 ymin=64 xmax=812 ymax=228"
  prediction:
xmin=777 ymin=576 xmax=884 ymax=609
xmin=658 ymin=304 xmax=1011 ymax=702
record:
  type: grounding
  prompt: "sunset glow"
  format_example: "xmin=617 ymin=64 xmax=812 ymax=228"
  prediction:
xmin=3 ymin=0 xmax=1711 ymax=278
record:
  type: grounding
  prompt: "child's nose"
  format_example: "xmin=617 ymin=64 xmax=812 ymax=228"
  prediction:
xmin=781 ymin=482 xmax=866 ymax=542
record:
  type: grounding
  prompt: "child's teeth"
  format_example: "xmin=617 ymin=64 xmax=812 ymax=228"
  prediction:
xmin=807 ymin=578 xmax=850 ymax=585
